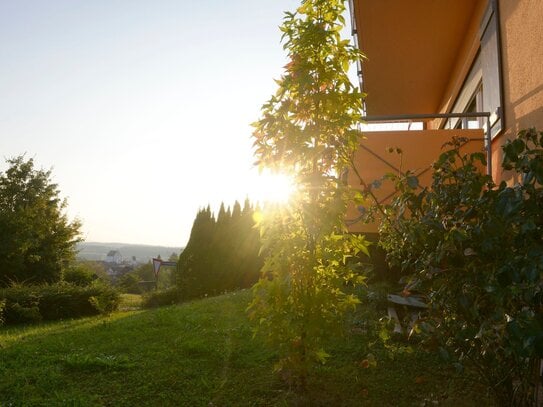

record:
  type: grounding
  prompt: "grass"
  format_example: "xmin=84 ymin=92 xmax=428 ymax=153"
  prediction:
xmin=118 ymin=293 xmax=143 ymax=310
xmin=0 ymin=289 xmax=493 ymax=406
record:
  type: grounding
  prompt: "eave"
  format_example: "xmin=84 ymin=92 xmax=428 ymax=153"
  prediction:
xmin=352 ymin=0 xmax=485 ymax=116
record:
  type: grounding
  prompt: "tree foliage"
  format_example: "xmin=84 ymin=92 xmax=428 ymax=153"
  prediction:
xmin=379 ymin=131 xmax=543 ymax=406
xmin=0 ymin=156 xmax=81 ymax=286
xmin=249 ymin=0 xmax=369 ymax=388
xmin=64 ymin=261 xmax=107 ymax=286
xmin=175 ymin=199 xmax=262 ymax=299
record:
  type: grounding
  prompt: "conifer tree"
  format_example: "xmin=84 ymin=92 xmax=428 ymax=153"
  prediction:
xmin=176 ymin=200 xmax=262 ymax=299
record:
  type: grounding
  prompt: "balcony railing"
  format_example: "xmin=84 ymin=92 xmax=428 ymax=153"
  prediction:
xmin=346 ymin=112 xmax=491 ymax=234
xmin=362 ymin=112 xmax=493 ymax=177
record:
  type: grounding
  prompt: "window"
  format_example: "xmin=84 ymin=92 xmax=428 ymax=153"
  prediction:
xmin=446 ymin=0 xmax=503 ymax=137
xmin=480 ymin=0 xmax=503 ymax=138
xmin=446 ymin=56 xmax=483 ymax=130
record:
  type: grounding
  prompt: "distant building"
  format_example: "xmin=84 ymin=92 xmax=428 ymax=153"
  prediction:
xmin=105 ymin=265 xmax=133 ymax=278
xmin=105 ymin=250 xmax=123 ymax=264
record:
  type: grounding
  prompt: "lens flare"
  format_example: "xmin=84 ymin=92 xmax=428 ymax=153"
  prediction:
xmin=251 ymin=171 xmax=296 ymax=204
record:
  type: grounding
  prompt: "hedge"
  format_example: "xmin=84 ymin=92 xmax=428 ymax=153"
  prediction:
xmin=141 ymin=288 xmax=183 ymax=308
xmin=0 ymin=283 xmax=120 ymax=325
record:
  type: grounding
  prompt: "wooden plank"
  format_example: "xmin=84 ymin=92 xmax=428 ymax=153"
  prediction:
xmin=387 ymin=306 xmax=403 ymax=335
xmin=407 ymin=311 xmax=420 ymax=334
xmin=387 ymin=294 xmax=428 ymax=308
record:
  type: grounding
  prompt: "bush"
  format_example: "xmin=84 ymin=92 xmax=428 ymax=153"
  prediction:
xmin=380 ymin=130 xmax=543 ymax=405
xmin=63 ymin=265 xmax=97 ymax=286
xmin=0 ymin=285 xmax=42 ymax=324
xmin=9 ymin=302 xmax=42 ymax=324
xmin=89 ymin=287 xmax=120 ymax=315
xmin=0 ymin=283 xmax=120 ymax=325
xmin=142 ymin=288 xmax=183 ymax=308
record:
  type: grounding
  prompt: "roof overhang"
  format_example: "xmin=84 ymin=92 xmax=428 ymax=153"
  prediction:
xmin=352 ymin=0 xmax=484 ymax=116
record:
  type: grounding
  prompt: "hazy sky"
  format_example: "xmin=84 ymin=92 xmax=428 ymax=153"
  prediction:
xmin=0 ymin=0 xmax=304 ymax=247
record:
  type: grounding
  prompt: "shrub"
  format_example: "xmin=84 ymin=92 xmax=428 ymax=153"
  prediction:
xmin=9 ymin=302 xmax=42 ymax=324
xmin=63 ymin=265 xmax=97 ymax=286
xmin=0 ymin=283 xmax=120 ymax=325
xmin=89 ymin=289 xmax=120 ymax=316
xmin=0 ymin=284 xmax=42 ymax=324
xmin=380 ymin=130 xmax=543 ymax=406
xmin=142 ymin=288 xmax=183 ymax=308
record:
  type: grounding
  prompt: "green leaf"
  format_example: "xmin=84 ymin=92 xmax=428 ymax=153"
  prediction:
xmin=342 ymin=59 xmax=349 ymax=73
xmin=406 ymin=176 xmax=419 ymax=189
xmin=315 ymin=348 xmax=331 ymax=364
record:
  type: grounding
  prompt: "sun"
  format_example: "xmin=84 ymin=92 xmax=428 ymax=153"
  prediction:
xmin=250 ymin=171 xmax=296 ymax=204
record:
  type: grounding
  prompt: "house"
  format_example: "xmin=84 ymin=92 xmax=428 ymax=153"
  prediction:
xmin=105 ymin=265 xmax=133 ymax=278
xmin=105 ymin=250 xmax=123 ymax=264
xmin=346 ymin=0 xmax=543 ymax=233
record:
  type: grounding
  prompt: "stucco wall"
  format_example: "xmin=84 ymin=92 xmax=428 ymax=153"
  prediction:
xmin=493 ymin=0 xmax=543 ymax=181
xmin=347 ymin=129 xmax=485 ymax=233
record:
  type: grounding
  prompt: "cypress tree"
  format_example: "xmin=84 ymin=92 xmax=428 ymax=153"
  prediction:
xmin=176 ymin=200 xmax=262 ymax=300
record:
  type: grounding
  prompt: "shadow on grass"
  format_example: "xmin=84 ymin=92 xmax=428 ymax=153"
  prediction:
xmin=0 ymin=310 xmax=143 ymax=348
xmin=0 ymin=290 xmax=494 ymax=406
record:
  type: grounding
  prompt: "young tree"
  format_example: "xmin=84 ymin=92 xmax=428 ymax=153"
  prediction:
xmin=0 ymin=156 xmax=81 ymax=286
xmin=249 ymin=0 xmax=369 ymax=389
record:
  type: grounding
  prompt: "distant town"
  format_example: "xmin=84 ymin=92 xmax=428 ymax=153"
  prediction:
xmin=76 ymin=241 xmax=183 ymax=264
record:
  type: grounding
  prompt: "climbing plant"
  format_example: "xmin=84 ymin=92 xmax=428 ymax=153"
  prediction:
xmin=248 ymin=0 xmax=369 ymax=389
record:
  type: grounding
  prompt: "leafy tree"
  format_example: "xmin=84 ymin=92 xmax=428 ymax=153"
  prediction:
xmin=0 ymin=156 xmax=81 ymax=286
xmin=248 ymin=0 xmax=369 ymax=389
xmin=64 ymin=261 xmax=109 ymax=286
xmin=63 ymin=264 xmax=98 ymax=286
xmin=117 ymin=261 xmax=175 ymax=293
xmin=117 ymin=272 xmax=142 ymax=294
xmin=380 ymin=131 xmax=543 ymax=405
xmin=133 ymin=262 xmax=154 ymax=281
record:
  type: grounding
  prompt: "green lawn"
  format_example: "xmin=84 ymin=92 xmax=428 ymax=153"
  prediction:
xmin=0 ymin=289 xmax=493 ymax=406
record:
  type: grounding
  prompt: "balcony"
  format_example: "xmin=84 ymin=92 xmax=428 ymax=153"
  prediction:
xmin=346 ymin=124 xmax=486 ymax=234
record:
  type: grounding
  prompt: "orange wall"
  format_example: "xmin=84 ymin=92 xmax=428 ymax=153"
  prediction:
xmin=431 ymin=0 xmax=543 ymax=182
xmin=493 ymin=0 xmax=543 ymax=182
xmin=352 ymin=0 xmax=543 ymax=184
xmin=347 ymin=129 xmax=485 ymax=233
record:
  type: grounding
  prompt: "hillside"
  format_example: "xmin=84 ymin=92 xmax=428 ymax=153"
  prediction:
xmin=76 ymin=241 xmax=183 ymax=263
xmin=0 ymin=290 xmax=492 ymax=406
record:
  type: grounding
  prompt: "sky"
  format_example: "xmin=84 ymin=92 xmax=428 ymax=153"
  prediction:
xmin=0 ymin=0 xmax=309 ymax=247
